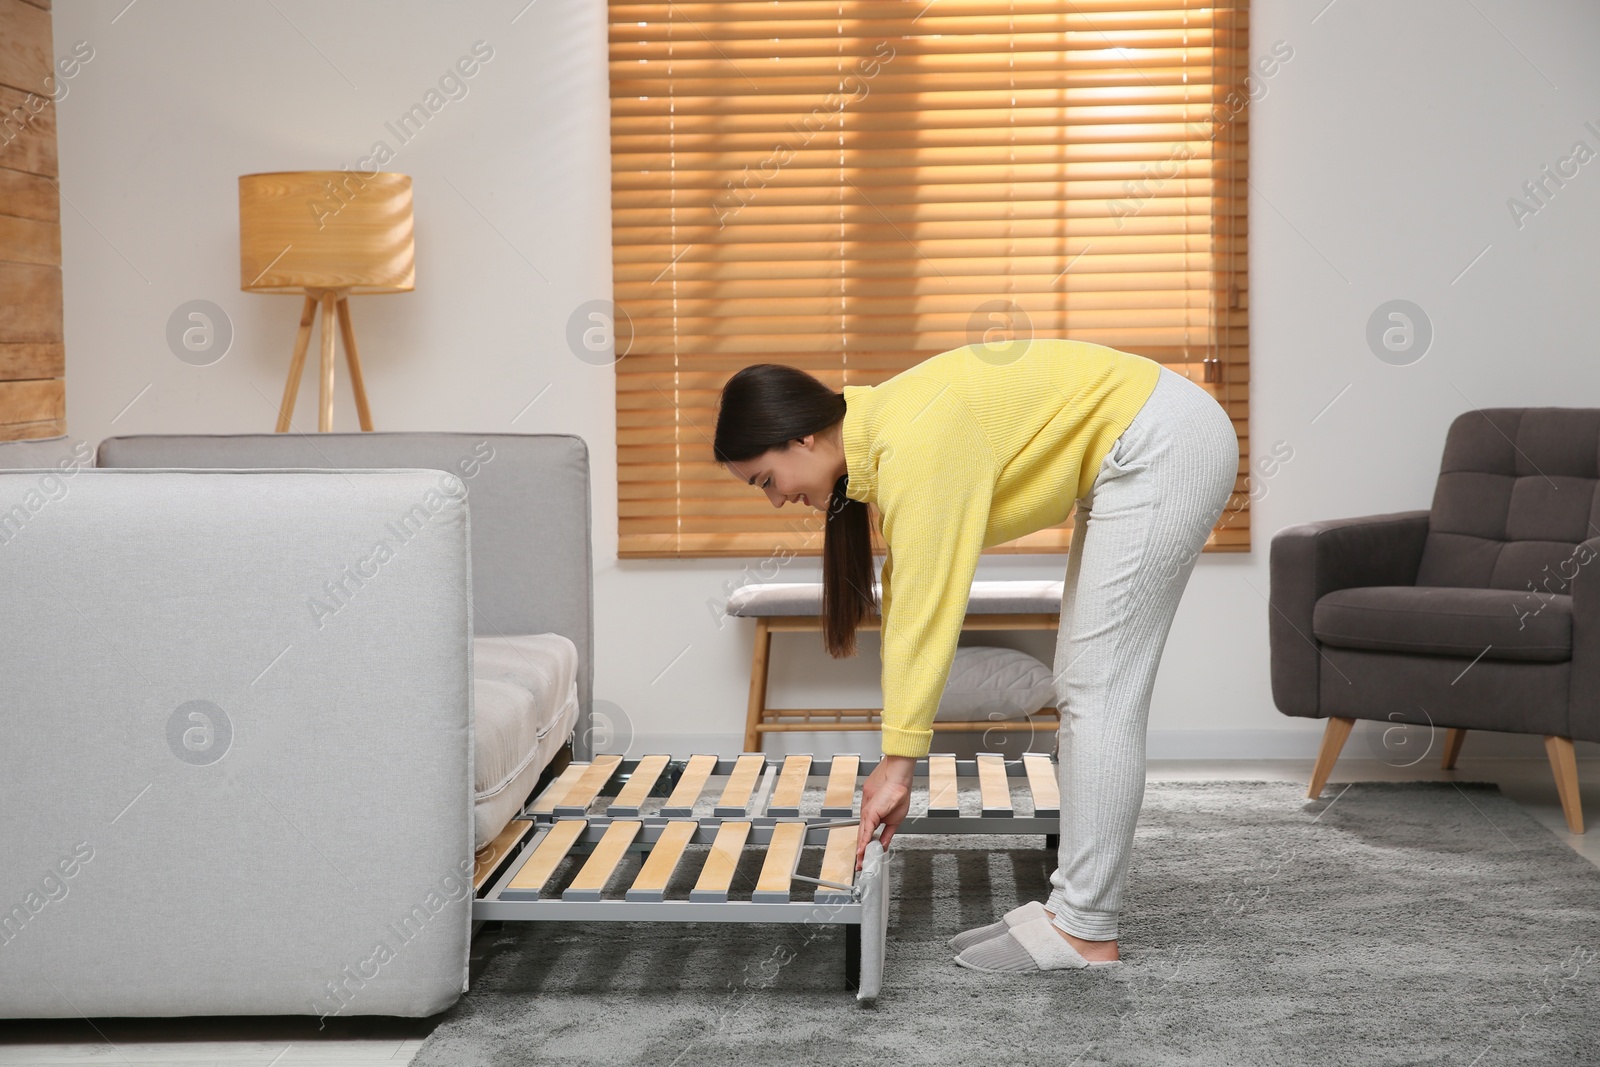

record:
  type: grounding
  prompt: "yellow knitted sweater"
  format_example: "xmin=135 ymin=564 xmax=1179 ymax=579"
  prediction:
xmin=839 ymin=338 xmax=1163 ymax=757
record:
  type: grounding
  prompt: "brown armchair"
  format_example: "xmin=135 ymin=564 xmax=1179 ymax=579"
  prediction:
xmin=1269 ymin=407 xmax=1599 ymax=833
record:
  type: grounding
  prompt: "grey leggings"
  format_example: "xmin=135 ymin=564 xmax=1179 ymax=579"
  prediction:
xmin=1044 ymin=365 xmax=1239 ymax=941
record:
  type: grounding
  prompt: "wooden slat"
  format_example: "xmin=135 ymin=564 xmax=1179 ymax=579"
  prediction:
xmin=689 ymin=821 xmax=750 ymax=902
xmin=0 ymin=378 xmax=60 ymax=425
xmin=714 ymin=752 xmax=767 ymax=816
xmin=473 ymin=818 xmax=532 ymax=890
xmin=526 ymin=761 xmax=587 ymax=816
xmin=626 ymin=819 xmax=697 ymax=902
xmin=0 ymin=261 xmax=60 ymax=343
xmin=0 ymin=0 xmax=50 ymax=96
xmin=767 ymin=754 xmax=812 ymax=816
xmin=751 ymin=820 xmax=806 ymax=903
xmin=815 ymin=825 xmax=857 ymax=900
xmin=505 ymin=819 xmax=586 ymax=900
xmin=0 ymin=416 xmax=58 ymax=441
xmin=1022 ymin=752 xmax=1060 ymax=818
xmin=977 ymin=753 xmax=1013 ymax=818
xmin=0 ymin=168 xmax=58 ymax=223
xmin=927 ymin=754 xmax=959 ymax=817
xmin=563 ymin=820 xmax=642 ymax=900
xmin=606 ymin=753 xmax=671 ymax=816
xmin=822 ymin=754 xmax=859 ymax=817
xmin=0 ymin=341 xmax=61 ymax=379
xmin=0 ymin=84 xmax=56 ymax=177
xmin=554 ymin=753 xmax=624 ymax=815
xmin=0 ymin=212 xmax=59 ymax=267
xmin=661 ymin=752 xmax=717 ymax=816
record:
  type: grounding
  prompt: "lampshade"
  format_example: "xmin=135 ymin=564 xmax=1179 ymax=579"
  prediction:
xmin=239 ymin=171 xmax=415 ymax=294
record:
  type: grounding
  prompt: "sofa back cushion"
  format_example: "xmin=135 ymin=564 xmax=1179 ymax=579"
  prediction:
xmin=1416 ymin=408 xmax=1600 ymax=592
xmin=95 ymin=432 xmax=594 ymax=723
xmin=0 ymin=433 xmax=93 ymax=470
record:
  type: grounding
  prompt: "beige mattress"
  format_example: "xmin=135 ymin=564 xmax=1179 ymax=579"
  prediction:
xmin=473 ymin=633 xmax=580 ymax=848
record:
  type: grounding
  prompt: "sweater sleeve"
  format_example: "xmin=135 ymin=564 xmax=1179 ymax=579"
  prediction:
xmin=873 ymin=396 xmax=997 ymax=758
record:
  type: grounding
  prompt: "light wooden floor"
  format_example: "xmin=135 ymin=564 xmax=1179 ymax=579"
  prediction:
xmin=2 ymin=756 xmax=1594 ymax=1065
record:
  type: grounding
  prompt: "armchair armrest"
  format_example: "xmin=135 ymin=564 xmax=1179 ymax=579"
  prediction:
xmin=1567 ymin=536 xmax=1600 ymax=742
xmin=1268 ymin=509 xmax=1430 ymax=717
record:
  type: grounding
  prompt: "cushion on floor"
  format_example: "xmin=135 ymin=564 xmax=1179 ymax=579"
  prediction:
xmin=473 ymin=633 xmax=580 ymax=848
xmin=935 ymin=645 xmax=1057 ymax=721
xmin=1311 ymin=585 xmax=1571 ymax=662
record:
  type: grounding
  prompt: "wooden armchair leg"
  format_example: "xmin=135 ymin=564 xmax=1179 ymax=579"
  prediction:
xmin=1308 ymin=716 xmax=1355 ymax=799
xmin=1441 ymin=728 xmax=1467 ymax=770
xmin=743 ymin=619 xmax=773 ymax=753
xmin=1544 ymin=735 xmax=1585 ymax=834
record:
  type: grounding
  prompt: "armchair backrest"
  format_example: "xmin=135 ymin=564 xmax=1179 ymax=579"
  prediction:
xmin=1416 ymin=408 xmax=1600 ymax=592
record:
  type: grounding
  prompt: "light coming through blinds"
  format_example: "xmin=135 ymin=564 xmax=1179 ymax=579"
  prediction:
xmin=609 ymin=0 xmax=1250 ymax=559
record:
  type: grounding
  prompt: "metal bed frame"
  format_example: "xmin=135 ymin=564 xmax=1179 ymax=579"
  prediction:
xmin=471 ymin=751 xmax=1062 ymax=1005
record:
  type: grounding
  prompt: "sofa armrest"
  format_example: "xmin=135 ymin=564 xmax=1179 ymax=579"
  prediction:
xmin=0 ymin=468 xmax=475 ymax=1019
xmin=1567 ymin=536 xmax=1600 ymax=743
xmin=1268 ymin=509 xmax=1430 ymax=718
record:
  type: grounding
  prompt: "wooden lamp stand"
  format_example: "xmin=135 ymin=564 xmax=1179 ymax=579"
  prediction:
xmin=276 ymin=289 xmax=374 ymax=433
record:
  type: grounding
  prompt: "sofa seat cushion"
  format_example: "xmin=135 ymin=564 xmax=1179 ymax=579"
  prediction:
xmin=473 ymin=633 xmax=580 ymax=847
xmin=1312 ymin=585 xmax=1571 ymax=663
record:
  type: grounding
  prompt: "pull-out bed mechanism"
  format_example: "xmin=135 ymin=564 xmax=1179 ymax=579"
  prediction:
xmin=471 ymin=752 xmax=1062 ymax=1004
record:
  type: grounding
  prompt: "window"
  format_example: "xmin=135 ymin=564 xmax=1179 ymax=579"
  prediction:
xmin=610 ymin=0 xmax=1249 ymax=558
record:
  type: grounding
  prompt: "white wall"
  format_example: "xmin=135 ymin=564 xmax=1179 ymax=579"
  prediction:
xmin=51 ymin=0 xmax=1600 ymax=761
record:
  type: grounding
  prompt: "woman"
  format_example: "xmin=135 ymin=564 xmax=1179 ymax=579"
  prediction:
xmin=712 ymin=337 xmax=1238 ymax=974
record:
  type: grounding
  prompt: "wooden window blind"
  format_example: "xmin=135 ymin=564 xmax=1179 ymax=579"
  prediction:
xmin=610 ymin=0 xmax=1249 ymax=559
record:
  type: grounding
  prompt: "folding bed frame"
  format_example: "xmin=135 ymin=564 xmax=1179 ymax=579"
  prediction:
xmin=471 ymin=751 xmax=1064 ymax=1004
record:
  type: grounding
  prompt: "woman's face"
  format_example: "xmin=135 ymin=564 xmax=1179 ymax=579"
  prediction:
xmin=729 ymin=433 xmax=841 ymax=511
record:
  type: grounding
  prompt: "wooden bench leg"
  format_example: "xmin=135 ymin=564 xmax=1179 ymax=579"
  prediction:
xmin=1308 ymin=716 xmax=1354 ymax=799
xmin=744 ymin=618 xmax=772 ymax=753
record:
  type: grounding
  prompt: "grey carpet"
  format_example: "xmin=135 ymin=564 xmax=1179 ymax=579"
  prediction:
xmin=413 ymin=781 xmax=1600 ymax=1066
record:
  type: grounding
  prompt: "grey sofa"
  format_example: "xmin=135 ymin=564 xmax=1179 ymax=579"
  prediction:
xmin=0 ymin=431 xmax=594 ymax=1018
xmin=1270 ymin=407 xmax=1599 ymax=833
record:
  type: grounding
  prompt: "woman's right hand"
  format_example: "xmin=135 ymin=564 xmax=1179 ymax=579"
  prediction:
xmin=857 ymin=754 xmax=916 ymax=871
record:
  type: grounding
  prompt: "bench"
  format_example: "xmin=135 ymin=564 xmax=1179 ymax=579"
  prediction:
xmin=725 ymin=579 xmax=1065 ymax=752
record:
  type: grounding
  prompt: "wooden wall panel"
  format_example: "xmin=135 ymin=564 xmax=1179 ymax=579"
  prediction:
xmin=0 ymin=262 xmax=62 ymax=340
xmin=0 ymin=0 xmax=63 ymax=439
xmin=0 ymin=342 xmax=63 ymax=378
xmin=0 ymin=0 xmax=51 ymax=91
xmin=0 ymin=167 xmax=58 ymax=222
xmin=0 ymin=83 xmax=57 ymax=176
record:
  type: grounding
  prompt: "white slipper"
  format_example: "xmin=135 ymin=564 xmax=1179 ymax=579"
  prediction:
xmin=947 ymin=899 xmax=1049 ymax=952
xmin=954 ymin=915 xmax=1123 ymax=973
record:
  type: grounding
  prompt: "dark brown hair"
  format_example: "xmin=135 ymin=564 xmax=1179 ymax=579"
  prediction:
xmin=713 ymin=364 xmax=878 ymax=657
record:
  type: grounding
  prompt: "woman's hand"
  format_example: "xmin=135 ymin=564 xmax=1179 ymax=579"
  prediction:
xmin=857 ymin=754 xmax=917 ymax=871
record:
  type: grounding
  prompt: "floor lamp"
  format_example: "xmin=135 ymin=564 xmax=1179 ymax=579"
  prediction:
xmin=239 ymin=171 xmax=415 ymax=432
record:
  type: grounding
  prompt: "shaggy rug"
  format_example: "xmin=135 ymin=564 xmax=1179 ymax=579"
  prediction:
xmin=411 ymin=780 xmax=1600 ymax=1066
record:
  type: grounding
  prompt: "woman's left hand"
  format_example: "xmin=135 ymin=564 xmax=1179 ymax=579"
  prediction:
xmin=857 ymin=754 xmax=916 ymax=871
